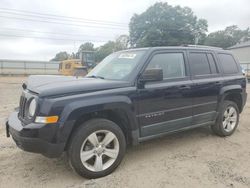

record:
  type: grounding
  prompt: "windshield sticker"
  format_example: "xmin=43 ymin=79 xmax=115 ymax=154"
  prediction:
xmin=118 ymin=53 xmax=137 ymax=59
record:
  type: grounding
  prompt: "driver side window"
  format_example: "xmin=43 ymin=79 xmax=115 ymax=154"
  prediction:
xmin=146 ymin=53 xmax=186 ymax=79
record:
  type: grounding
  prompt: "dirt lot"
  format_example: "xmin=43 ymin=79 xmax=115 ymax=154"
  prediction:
xmin=0 ymin=76 xmax=250 ymax=188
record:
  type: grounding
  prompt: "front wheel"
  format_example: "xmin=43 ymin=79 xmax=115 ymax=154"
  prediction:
xmin=67 ymin=118 xmax=126 ymax=179
xmin=212 ymin=100 xmax=239 ymax=136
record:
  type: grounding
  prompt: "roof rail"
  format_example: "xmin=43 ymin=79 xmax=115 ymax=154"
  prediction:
xmin=181 ymin=44 xmax=223 ymax=50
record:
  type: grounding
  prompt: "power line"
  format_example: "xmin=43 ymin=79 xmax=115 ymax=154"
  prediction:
xmin=0 ymin=10 xmax=128 ymax=28
xmin=0 ymin=33 xmax=195 ymax=44
xmin=0 ymin=15 xmax=128 ymax=30
xmin=0 ymin=7 xmax=128 ymax=25
xmin=0 ymin=27 xmax=114 ymax=40
xmin=0 ymin=33 xmax=108 ymax=43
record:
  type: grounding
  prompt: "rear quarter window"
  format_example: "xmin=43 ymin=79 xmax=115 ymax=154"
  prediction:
xmin=218 ymin=53 xmax=239 ymax=74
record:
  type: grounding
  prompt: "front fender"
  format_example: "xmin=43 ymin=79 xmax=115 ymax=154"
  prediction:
xmin=56 ymin=95 xmax=138 ymax=144
xmin=60 ymin=95 xmax=133 ymax=121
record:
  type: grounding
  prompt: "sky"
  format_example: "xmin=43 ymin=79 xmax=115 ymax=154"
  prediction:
xmin=0 ymin=0 xmax=249 ymax=61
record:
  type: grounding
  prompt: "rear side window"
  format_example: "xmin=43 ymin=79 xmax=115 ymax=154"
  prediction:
xmin=189 ymin=53 xmax=211 ymax=76
xmin=207 ymin=53 xmax=218 ymax=74
xmin=218 ymin=54 xmax=239 ymax=74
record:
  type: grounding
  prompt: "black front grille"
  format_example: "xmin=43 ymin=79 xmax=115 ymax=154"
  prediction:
xmin=19 ymin=95 xmax=27 ymax=119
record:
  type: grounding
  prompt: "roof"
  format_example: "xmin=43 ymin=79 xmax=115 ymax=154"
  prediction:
xmin=148 ymin=45 xmax=224 ymax=51
xmin=228 ymin=40 xmax=250 ymax=49
xmin=121 ymin=45 xmax=227 ymax=53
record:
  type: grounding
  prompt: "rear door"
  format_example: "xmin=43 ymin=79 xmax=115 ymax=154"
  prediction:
xmin=188 ymin=50 xmax=223 ymax=125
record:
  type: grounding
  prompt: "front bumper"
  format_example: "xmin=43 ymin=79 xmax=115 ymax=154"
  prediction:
xmin=6 ymin=112 xmax=64 ymax=158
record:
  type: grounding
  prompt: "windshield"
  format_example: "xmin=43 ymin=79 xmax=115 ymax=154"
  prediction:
xmin=86 ymin=50 xmax=146 ymax=80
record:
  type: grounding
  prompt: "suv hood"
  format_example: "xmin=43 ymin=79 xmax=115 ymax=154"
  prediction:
xmin=25 ymin=75 xmax=130 ymax=97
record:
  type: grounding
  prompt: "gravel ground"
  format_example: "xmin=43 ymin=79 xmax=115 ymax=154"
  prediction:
xmin=0 ymin=76 xmax=250 ymax=188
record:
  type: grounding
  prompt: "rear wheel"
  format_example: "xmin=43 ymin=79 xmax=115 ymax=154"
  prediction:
xmin=212 ymin=100 xmax=239 ymax=136
xmin=67 ymin=118 xmax=126 ymax=179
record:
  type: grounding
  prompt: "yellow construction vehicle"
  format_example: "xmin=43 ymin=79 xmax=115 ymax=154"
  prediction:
xmin=59 ymin=51 xmax=96 ymax=76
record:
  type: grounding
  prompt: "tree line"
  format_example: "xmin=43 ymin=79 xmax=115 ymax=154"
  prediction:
xmin=51 ymin=2 xmax=250 ymax=62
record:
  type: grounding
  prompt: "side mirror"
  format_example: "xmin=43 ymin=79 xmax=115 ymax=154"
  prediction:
xmin=139 ymin=68 xmax=163 ymax=82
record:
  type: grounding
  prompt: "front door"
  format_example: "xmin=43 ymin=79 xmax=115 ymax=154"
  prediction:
xmin=137 ymin=50 xmax=193 ymax=138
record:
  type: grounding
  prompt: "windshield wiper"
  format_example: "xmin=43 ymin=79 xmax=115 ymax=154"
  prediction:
xmin=86 ymin=75 xmax=105 ymax=79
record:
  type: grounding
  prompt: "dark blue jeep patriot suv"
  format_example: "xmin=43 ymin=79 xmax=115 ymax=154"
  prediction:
xmin=6 ymin=46 xmax=247 ymax=178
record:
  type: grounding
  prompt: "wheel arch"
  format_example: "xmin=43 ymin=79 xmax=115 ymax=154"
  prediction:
xmin=59 ymin=96 xmax=139 ymax=151
xmin=219 ymin=85 xmax=244 ymax=113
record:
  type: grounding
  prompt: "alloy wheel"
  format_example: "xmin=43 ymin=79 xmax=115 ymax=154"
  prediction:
xmin=80 ymin=130 xmax=119 ymax=172
xmin=222 ymin=106 xmax=238 ymax=132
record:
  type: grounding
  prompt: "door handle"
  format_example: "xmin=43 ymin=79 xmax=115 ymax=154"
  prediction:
xmin=180 ymin=85 xmax=191 ymax=89
xmin=215 ymin=81 xmax=222 ymax=85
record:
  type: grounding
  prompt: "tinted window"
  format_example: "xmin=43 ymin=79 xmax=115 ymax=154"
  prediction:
xmin=189 ymin=53 xmax=211 ymax=75
xmin=146 ymin=53 xmax=185 ymax=79
xmin=218 ymin=53 xmax=238 ymax=74
xmin=207 ymin=53 xmax=218 ymax=74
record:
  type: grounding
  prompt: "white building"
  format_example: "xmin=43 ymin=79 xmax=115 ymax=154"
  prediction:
xmin=228 ymin=41 xmax=250 ymax=64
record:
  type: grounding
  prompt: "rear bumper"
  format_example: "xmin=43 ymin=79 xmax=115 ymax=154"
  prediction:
xmin=241 ymin=92 xmax=247 ymax=112
xmin=6 ymin=112 xmax=64 ymax=158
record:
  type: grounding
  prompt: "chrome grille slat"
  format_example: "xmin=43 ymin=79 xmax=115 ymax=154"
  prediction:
xmin=19 ymin=95 xmax=27 ymax=119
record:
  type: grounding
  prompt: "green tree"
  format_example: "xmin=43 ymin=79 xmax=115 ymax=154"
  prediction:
xmin=114 ymin=35 xmax=129 ymax=51
xmin=194 ymin=19 xmax=208 ymax=44
xmin=50 ymin=51 xmax=70 ymax=61
xmin=70 ymin=52 xmax=77 ymax=59
xmin=95 ymin=35 xmax=129 ymax=62
xmin=95 ymin=41 xmax=116 ymax=62
xmin=129 ymin=2 xmax=208 ymax=47
xmin=76 ymin=42 xmax=95 ymax=59
xmin=78 ymin=42 xmax=95 ymax=52
xmin=204 ymin=25 xmax=250 ymax=49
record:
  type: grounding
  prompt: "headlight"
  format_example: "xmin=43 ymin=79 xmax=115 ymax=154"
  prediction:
xmin=28 ymin=99 xmax=37 ymax=117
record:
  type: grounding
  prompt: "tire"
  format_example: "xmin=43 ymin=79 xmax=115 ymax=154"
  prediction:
xmin=67 ymin=118 xmax=126 ymax=179
xmin=211 ymin=100 xmax=239 ymax=137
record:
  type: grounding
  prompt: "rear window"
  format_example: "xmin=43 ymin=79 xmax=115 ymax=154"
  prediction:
xmin=218 ymin=53 xmax=239 ymax=74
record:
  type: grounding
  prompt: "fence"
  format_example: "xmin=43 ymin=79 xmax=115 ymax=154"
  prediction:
xmin=1 ymin=59 xmax=250 ymax=76
xmin=0 ymin=59 xmax=60 ymax=75
xmin=240 ymin=62 xmax=250 ymax=70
